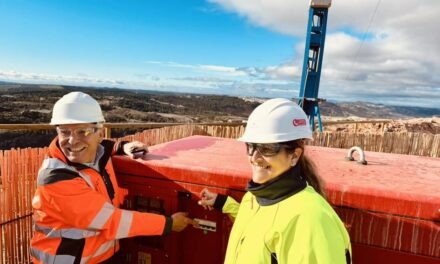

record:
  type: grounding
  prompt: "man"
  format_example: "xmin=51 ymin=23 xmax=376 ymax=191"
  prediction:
xmin=30 ymin=92 xmax=193 ymax=264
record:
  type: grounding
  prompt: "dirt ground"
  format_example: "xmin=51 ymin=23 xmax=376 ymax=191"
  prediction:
xmin=322 ymin=117 xmax=440 ymax=134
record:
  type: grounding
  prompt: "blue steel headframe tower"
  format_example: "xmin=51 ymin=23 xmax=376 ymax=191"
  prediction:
xmin=298 ymin=0 xmax=331 ymax=132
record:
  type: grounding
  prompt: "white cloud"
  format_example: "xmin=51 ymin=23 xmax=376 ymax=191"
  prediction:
xmin=143 ymin=60 xmax=300 ymax=81
xmin=264 ymin=64 xmax=301 ymax=80
xmin=208 ymin=0 xmax=440 ymax=108
xmin=208 ymin=0 xmax=310 ymax=36
xmin=200 ymin=65 xmax=233 ymax=72
xmin=0 ymin=70 xmax=126 ymax=87
xmin=144 ymin=61 xmax=247 ymax=77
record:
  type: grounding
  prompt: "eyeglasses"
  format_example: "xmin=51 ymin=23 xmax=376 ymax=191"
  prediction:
xmin=245 ymin=143 xmax=290 ymax=157
xmin=56 ymin=126 xmax=101 ymax=138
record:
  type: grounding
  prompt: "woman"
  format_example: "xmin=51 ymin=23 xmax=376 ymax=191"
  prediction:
xmin=199 ymin=98 xmax=351 ymax=264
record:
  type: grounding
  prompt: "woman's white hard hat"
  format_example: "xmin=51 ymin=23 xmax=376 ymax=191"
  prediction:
xmin=238 ymin=98 xmax=313 ymax=143
xmin=50 ymin=92 xmax=105 ymax=125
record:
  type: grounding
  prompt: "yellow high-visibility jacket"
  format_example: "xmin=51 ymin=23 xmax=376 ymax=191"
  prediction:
xmin=222 ymin=186 xmax=351 ymax=264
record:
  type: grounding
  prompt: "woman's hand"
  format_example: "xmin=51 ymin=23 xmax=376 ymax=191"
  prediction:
xmin=198 ymin=188 xmax=218 ymax=211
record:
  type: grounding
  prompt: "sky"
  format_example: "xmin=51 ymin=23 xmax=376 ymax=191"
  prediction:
xmin=0 ymin=0 xmax=439 ymax=108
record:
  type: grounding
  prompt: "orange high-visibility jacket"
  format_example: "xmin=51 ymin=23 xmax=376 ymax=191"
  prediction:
xmin=31 ymin=138 xmax=172 ymax=264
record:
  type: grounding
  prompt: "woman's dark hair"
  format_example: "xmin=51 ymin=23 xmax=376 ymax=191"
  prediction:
xmin=283 ymin=140 xmax=325 ymax=196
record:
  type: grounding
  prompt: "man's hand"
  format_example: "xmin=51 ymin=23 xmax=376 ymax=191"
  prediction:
xmin=171 ymin=212 xmax=193 ymax=232
xmin=198 ymin=188 xmax=218 ymax=211
xmin=123 ymin=141 xmax=148 ymax=159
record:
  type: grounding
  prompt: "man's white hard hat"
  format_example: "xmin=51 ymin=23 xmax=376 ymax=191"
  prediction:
xmin=50 ymin=92 xmax=105 ymax=125
xmin=238 ymin=98 xmax=313 ymax=143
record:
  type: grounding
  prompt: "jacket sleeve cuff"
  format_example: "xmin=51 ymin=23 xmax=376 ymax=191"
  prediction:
xmin=115 ymin=141 xmax=129 ymax=155
xmin=213 ymin=194 xmax=228 ymax=210
xmin=162 ymin=216 xmax=173 ymax=235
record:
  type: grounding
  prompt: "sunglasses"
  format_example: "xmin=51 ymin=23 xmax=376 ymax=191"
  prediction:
xmin=245 ymin=143 xmax=291 ymax=157
xmin=56 ymin=126 xmax=101 ymax=138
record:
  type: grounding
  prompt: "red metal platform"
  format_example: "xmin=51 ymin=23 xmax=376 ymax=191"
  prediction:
xmin=113 ymin=135 xmax=440 ymax=264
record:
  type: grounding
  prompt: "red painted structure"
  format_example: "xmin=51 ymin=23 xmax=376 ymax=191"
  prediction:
xmin=113 ymin=136 xmax=440 ymax=264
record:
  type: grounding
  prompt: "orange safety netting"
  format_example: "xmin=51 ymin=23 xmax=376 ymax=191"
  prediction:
xmin=1 ymin=147 xmax=47 ymax=264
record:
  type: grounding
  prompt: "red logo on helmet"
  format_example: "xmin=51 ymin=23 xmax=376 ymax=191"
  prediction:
xmin=293 ymin=119 xmax=306 ymax=126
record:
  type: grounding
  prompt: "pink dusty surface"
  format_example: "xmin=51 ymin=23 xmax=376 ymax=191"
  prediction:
xmin=114 ymin=136 xmax=252 ymax=191
xmin=113 ymin=135 xmax=440 ymax=221
xmin=309 ymin=146 xmax=440 ymax=221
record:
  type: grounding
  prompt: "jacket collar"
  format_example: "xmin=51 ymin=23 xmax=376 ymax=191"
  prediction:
xmin=246 ymin=165 xmax=307 ymax=206
xmin=48 ymin=137 xmax=109 ymax=171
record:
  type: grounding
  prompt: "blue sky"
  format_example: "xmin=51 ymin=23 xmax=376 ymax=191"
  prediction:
xmin=0 ymin=0 xmax=439 ymax=108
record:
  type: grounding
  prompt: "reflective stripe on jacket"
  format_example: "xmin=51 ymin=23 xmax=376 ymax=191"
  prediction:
xmin=223 ymin=186 xmax=352 ymax=264
xmin=31 ymin=138 xmax=171 ymax=264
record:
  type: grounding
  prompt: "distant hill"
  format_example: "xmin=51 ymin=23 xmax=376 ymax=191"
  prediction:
xmin=0 ymin=82 xmax=260 ymax=124
xmin=0 ymin=82 xmax=438 ymax=150
xmin=0 ymin=82 xmax=438 ymax=124
xmin=320 ymin=101 xmax=439 ymax=119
